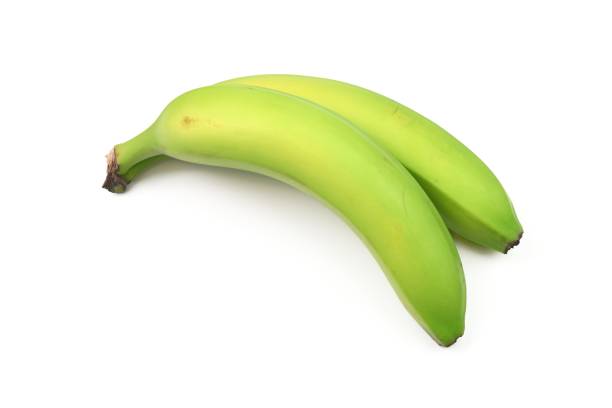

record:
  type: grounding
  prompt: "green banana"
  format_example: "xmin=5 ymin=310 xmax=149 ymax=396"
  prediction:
xmin=103 ymin=84 xmax=466 ymax=346
xmin=217 ymin=75 xmax=523 ymax=253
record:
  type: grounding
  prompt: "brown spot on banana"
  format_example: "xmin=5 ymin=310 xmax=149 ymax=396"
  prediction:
xmin=181 ymin=116 xmax=198 ymax=127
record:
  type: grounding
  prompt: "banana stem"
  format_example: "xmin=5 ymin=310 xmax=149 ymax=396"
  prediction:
xmin=122 ymin=155 xmax=168 ymax=182
xmin=102 ymin=125 xmax=160 ymax=193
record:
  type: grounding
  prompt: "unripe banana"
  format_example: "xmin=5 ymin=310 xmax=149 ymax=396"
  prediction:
xmin=219 ymin=75 xmax=523 ymax=253
xmin=103 ymin=84 xmax=466 ymax=346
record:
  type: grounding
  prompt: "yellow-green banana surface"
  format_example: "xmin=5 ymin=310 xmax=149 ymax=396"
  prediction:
xmin=220 ymin=75 xmax=523 ymax=253
xmin=104 ymin=84 xmax=466 ymax=346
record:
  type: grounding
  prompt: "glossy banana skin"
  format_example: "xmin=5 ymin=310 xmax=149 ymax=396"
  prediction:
xmin=219 ymin=75 xmax=523 ymax=253
xmin=105 ymin=85 xmax=466 ymax=346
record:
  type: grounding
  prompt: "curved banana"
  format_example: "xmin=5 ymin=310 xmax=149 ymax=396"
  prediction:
xmin=218 ymin=75 xmax=523 ymax=253
xmin=103 ymin=84 xmax=466 ymax=346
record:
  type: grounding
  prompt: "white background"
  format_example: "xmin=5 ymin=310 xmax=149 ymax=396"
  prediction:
xmin=1 ymin=1 xmax=611 ymax=407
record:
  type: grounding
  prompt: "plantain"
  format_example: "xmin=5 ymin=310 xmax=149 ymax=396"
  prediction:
xmin=218 ymin=75 xmax=523 ymax=253
xmin=104 ymin=84 xmax=466 ymax=346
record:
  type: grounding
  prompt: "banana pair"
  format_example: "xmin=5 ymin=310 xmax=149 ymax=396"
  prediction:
xmin=103 ymin=75 xmax=522 ymax=346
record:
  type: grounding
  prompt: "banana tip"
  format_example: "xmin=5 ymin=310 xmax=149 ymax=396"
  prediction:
xmin=102 ymin=148 xmax=128 ymax=193
xmin=440 ymin=337 xmax=460 ymax=348
xmin=430 ymin=327 xmax=464 ymax=347
xmin=503 ymin=231 xmax=523 ymax=254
